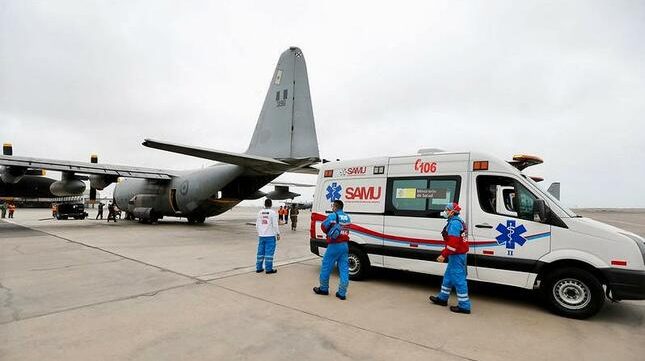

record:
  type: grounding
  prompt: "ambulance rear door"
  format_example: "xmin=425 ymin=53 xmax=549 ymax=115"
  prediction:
xmin=314 ymin=161 xmax=387 ymax=267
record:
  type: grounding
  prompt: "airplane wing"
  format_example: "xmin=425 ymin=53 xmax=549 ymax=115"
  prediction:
xmin=0 ymin=155 xmax=178 ymax=179
xmin=142 ymin=139 xmax=319 ymax=174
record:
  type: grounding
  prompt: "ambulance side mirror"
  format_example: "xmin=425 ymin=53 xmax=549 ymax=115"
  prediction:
xmin=533 ymin=199 xmax=548 ymax=223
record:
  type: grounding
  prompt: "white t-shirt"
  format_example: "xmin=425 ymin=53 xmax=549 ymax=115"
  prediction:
xmin=256 ymin=208 xmax=280 ymax=237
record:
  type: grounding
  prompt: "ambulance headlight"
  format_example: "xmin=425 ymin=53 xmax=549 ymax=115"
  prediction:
xmin=620 ymin=232 xmax=645 ymax=264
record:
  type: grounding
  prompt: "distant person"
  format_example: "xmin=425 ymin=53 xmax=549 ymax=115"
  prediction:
xmin=277 ymin=206 xmax=283 ymax=223
xmin=106 ymin=202 xmax=117 ymax=223
xmin=0 ymin=201 xmax=6 ymax=219
xmin=8 ymin=202 xmax=16 ymax=218
xmin=51 ymin=203 xmax=57 ymax=218
xmin=284 ymin=205 xmax=289 ymax=225
xmin=96 ymin=202 xmax=104 ymax=220
xmin=313 ymin=200 xmax=351 ymax=300
xmin=429 ymin=202 xmax=471 ymax=314
xmin=255 ymin=198 xmax=280 ymax=274
xmin=290 ymin=204 xmax=299 ymax=231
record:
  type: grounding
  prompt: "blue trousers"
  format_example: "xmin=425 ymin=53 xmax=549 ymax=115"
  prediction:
xmin=436 ymin=253 xmax=471 ymax=310
xmin=256 ymin=236 xmax=277 ymax=271
xmin=319 ymin=242 xmax=349 ymax=297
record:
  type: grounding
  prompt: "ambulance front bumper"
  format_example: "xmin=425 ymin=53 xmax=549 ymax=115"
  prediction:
xmin=601 ymin=268 xmax=645 ymax=300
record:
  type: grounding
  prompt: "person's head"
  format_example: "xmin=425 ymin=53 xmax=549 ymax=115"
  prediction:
xmin=264 ymin=198 xmax=272 ymax=208
xmin=444 ymin=202 xmax=461 ymax=217
xmin=331 ymin=200 xmax=344 ymax=212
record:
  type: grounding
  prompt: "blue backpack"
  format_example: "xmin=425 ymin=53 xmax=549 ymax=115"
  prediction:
xmin=328 ymin=212 xmax=342 ymax=241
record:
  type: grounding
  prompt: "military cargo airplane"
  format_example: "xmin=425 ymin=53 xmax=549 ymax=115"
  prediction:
xmin=0 ymin=143 xmax=58 ymax=199
xmin=0 ymin=47 xmax=320 ymax=223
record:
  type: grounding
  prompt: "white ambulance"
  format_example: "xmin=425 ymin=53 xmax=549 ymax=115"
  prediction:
xmin=309 ymin=151 xmax=645 ymax=318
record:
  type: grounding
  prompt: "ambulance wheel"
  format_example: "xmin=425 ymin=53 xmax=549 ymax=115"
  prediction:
xmin=543 ymin=267 xmax=604 ymax=319
xmin=348 ymin=245 xmax=370 ymax=281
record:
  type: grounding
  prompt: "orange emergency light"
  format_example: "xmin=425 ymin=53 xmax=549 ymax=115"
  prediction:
xmin=473 ymin=161 xmax=489 ymax=171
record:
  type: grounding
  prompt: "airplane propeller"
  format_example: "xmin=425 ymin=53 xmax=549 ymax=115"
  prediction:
xmin=89 ymin=154 xmax=97 ymax=202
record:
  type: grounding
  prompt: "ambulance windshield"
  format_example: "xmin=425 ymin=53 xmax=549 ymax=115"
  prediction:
xmin=523 ymin=175 xmax=578 ymax=217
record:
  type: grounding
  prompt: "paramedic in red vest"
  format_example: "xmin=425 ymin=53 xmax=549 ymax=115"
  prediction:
xmin=313 ymin=200 xmax=351 ymax=300
xmin=255 ymin=198 xmax=280 ymax=274
xmin=429 ymin=202 xmax=471 ymax=314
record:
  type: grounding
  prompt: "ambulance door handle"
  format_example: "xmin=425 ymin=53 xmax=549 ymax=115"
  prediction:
xmin=475 ymin=223 xmax=493 ymax=229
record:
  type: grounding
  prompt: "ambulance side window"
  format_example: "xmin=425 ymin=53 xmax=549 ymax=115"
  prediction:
xmin=390 ymin=179 xmax=427 ymax=211
xmin=476 ymin=175 xmax=539 ymax=222
xmin=386 ymin=176 xmax=460 ymax=218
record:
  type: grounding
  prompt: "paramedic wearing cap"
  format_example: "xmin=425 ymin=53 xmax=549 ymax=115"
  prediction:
xmin=255 ymin=198 xmax=280 ymax=274
xmin=313 ymin=200 xmax=351 ymax=300
xmin=429 ymin=202 xmax=471 ymax=314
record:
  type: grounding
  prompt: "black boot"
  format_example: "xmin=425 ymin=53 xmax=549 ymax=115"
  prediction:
xmin=313 ymin=287 xmax=329 ymax=295
xmin=450 ymin=306 xmax=471 ymax=314
xmin=429 ymin=296 xmax=448 ymax=306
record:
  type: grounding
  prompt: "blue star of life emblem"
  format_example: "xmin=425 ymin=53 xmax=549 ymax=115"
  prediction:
xmin=495 ymin=220 xmax=527 ymax=250
xmin=326 ymin=182 xmax=342 ymax=201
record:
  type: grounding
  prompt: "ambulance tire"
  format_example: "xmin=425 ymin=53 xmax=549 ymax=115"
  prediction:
xmin=543 ymin=267 xmax=605 ymax=319
xmin=348 ymin=245 xmax=370 ymax=281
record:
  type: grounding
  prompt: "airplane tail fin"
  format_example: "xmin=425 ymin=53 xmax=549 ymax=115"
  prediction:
xmin=547 ymin=182 xmax=561 ymax=200
xmin=246 ymin=47 xmax=320 ymax=163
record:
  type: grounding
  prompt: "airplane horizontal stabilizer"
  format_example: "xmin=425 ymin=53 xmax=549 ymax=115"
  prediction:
xmin=142 ymin=139 xmax=318 ymax=174
xmin=285 ymin=166 xmax=319 ymax=175
xmin=270 ymin=182 xmax=315 ymax=188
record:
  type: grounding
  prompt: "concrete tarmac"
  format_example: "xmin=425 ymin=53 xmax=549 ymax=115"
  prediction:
xmin=1 ymin=207 xmax=644 ymax=360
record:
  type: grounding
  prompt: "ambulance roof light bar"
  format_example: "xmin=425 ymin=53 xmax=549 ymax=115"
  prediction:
xmin=508 ymin=154 xmax=543 ymax=171
xmin=417 ymin=148 xmax=445 ymax=154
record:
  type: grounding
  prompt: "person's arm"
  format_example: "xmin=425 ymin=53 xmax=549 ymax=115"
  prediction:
xmin=438 ymin=220 xmax=463 ymax=260
xmin=321 ymin=213 xmax=336 ymax=234
xmin=255 ymin=211 xmax=262 ymax=234
xmin=271 ymin=210 xmax=280 ymax=240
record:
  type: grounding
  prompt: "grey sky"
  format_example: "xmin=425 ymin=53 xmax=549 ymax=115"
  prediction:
xmin=1 ymin=0 xmax=644 ymax=207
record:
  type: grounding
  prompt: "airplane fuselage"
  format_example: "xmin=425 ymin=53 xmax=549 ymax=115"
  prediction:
xmin=114 ymin=164 xmax=248 ymax=222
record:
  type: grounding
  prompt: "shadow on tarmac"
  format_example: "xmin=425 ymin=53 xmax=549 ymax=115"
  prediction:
xmin=363 ymin=266 xmax=643 ymax=324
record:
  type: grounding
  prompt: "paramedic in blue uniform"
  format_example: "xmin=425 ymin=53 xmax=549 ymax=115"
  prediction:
xmin=313 ymin=200 xmax=351 ymax=300
xmin=429 ymin=202 xmax=471 ymax=314
xmin=255 ymin=198 xmax=280 ymax=274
